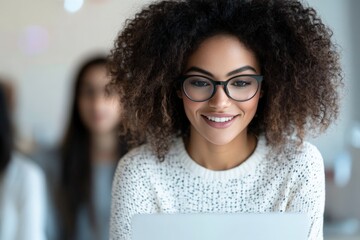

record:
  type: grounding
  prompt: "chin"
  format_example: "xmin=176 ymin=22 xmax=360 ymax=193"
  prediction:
xmin=203 ymin=134 xmax=239 ymax=146
xmin=90 ymin=125 xmax=111 ymax=135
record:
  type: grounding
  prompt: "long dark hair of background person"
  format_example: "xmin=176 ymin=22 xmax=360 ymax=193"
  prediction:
xmin=59 ymin=56 xmax=128 ymax=239
xmin=0 ymin=82 xmax=13 ymax=174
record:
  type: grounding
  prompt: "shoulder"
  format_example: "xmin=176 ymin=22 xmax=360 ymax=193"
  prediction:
xmin=2 ymin=152 xmax=46 ymax=198
xmin=116 ymin=142 xmax=158 ymax=176
xmin=113 ymin=137 xmax=184 ymax=184
xmin=10 ymin=152 xmax=45 ymax=181
xmin=114 ymin=142 xmax=160 ymax=184
xmin=267 ymin=139 xmax=324 ymax=181
xmin=285 ymin=140 xmax=323 ymax=168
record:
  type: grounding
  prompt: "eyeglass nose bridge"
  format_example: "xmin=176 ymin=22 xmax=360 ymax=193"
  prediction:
xmin=211 ymin=80 xmax=231 ymax=99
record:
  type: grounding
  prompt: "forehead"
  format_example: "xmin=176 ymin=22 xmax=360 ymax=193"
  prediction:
xmin=185 ymin=34 xmax=260 ymax=75
xmin=81 ymin=65 xmax=110 ymax=88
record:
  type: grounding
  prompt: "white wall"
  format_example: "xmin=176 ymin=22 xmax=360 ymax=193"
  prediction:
xmin=0 ymin=0 xmax=152 ymax=146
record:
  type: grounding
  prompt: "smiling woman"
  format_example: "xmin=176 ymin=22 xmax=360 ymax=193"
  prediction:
xmin=107 ymin=1 xmax=343 ymax=240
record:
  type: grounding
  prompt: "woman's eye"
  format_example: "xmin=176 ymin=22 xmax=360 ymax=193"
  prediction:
xmin=190 ymin=80 xmax=210 ymax=87
xmin=232 ymin=81 xmax=250 ymax=87
xmin=80 ymin=87 xmax=96 ymax=97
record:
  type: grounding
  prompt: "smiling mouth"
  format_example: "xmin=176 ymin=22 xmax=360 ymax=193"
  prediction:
xmin=204 ymin=116 xmax=236 ymax=123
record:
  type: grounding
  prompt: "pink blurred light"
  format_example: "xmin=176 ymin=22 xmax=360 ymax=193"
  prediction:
xmin=18 ymin=25 xmax=49 ymax=56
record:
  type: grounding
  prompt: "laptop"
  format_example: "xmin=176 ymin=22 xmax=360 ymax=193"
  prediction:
xmin=132 ymin=213 xmax=309 ymax=240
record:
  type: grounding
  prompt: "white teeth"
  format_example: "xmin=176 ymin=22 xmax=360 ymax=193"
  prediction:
xmin=206 ymin=116 xmax=234 ymax=123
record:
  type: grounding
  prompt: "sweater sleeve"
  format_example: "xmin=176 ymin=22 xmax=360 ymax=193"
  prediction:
xmin=286 ymin=143 xmax=325 ymax=240
xmin=16 ymin=158 xmax=47 ymax=240
xmin=109 ymin=152 xmax=158 ymax=240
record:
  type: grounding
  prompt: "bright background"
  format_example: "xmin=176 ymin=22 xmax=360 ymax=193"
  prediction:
xmin=0 ymin=0 xmax=359 ymax=239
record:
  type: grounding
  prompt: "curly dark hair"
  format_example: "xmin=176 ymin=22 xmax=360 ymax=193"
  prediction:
xmin=109 ymin=0 xmax=342 ymax=158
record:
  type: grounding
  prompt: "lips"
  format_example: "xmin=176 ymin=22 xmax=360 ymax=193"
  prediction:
xmin=201 ymin=114 xmax=239 ymax=129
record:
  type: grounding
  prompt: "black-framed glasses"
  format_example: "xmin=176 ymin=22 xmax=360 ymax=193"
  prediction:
xmin=180 ymin=74 xmax=263 ymax=102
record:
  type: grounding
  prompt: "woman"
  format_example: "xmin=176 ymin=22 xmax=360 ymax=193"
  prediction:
xmin=59 ymin=56 xmax=128 ymax=240
xmin=0 ymin=81 xmax=47 ymax=240
xmin=108 ymin=1 xmax=342 ymax=239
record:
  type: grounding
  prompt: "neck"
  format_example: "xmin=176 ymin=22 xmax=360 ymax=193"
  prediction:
xmin=186 ymin=130 xmax=256 ymax=171
xmin=91 ymin=131 xmax=118 ymax=164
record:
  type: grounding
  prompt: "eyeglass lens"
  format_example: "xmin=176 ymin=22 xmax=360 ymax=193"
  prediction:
xmin=182 ymin=75 xmax=260 ymax=102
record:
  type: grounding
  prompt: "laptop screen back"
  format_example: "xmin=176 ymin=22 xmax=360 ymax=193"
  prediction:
xmin=132 ymin=213 xmax=309 ymax=240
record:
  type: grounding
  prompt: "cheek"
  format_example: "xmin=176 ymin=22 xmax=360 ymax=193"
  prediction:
xmin=78 ymin=98 xmax=92 ymax=118
xmin=238 ymin=95 xmax=260 ymax=117
xmin=182 ymin=96 xmax=199 ymax=120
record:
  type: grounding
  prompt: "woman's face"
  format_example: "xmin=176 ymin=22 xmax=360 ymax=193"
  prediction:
xmin=78 ymin=64 xmax=121 ymax=135
xmin=180 ymin=34 xmax=261 ymax=146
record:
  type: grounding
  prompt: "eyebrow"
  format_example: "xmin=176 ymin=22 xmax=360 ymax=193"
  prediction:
xmin=226 ymin=66 xmax=257 ymax=76
xmin=184 ymin=66 xmax=257 ymax=78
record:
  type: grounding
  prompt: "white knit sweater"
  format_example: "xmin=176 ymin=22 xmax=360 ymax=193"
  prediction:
xmin=110 ymin=136 xmax=325 ymax=240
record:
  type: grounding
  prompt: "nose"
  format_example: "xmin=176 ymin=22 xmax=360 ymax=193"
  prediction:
xmin=208 ymin=85 xmax=231 ymax=109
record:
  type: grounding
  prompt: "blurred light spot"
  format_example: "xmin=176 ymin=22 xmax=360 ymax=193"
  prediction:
xmin=334 ymin=151 xmax=352 ymax=187
xmin=64 ymin=0 xmax=84 ymax=13
xmin=350 ymin=122 xmax=360 ymax=148
xmin=18 ymin=26 xmax=49 ymax=56
xmin=90 ymin=0 xmax=108 ymax=3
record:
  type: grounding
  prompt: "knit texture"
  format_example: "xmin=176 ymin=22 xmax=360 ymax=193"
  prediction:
xmin=110 ymin=136 xmax=325 ymax=240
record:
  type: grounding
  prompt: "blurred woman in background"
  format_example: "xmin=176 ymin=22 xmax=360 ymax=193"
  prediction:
xmin=0 ymin=80 xmax=47 ymax=240
xmin=58 ymin=56 xmax=128 ymax=240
